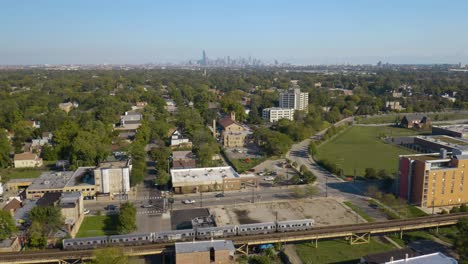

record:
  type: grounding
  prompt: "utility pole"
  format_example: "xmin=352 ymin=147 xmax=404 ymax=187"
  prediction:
xmin=200 ymin=190 xmax=203 ymax=208
xmin=354 ymin=168 xmax=356 ymax=184
xmin=251 ymin=185 xmax=255 ymax=203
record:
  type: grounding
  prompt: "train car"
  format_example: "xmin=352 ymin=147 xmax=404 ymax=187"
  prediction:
xmin=277 ymin=219 xmax=315 ymax=232
xmin=196 ymin=225 xmax=237 ymax=239
xmin=154 ymin=229 xmax=195 ymax=242
xmin=63 ymin=236 xmax=109 ymax=250
xmin=109 ymin=233 xmax=153 ymax=246
xmin=237 ymin=222 xmax=276 ymax=236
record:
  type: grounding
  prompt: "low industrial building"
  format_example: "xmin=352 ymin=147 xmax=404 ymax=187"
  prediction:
xmin=170 ymin=166 xmax=257 ymax=194
xmin=13 ymin=152 xmax=43 ymax=168
xmin=5 ymin=178 xmax=35 ymax=192
xmin=175 ymin=240 xmax=235 ymax=264
xmin=398 ymin=148 xmax=468 ymax=207
xmin=262 ymin=107 xmax=295 ymax=122
xmin=433 ymin=124 xmax=468 ymax=139
xmin=413 ymin=135 xmax=468 ymax=153
xmin=172 ymin=151 xmax=197 ymax=169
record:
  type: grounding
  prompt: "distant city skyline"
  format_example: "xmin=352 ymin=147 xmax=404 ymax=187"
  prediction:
xmin=1 ymin=0 xmax=468 ymax=65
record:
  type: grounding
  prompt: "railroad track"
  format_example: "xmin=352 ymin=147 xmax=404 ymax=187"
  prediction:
xmin=0 ymin=213 xmax=466 ymax=262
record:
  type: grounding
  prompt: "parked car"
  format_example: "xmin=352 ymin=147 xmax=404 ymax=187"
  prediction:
xmin=264 ymin=176 xmax=275 ymax=181
xmin=105 ymin=205 xmax=117 ymax=211
xmin=215 ymin=193 xmax=225 ymax=198
xmin=141 ymin=204 xmax=154 ymax=208
xmin=83 ymin=209 xmax=90 ymax=215
xmin=182 ymin=199 xmax=196 ymax=204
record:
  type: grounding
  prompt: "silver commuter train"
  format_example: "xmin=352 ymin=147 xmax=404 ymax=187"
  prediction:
xmin=63 ymin=219 xmax=314 ymax=250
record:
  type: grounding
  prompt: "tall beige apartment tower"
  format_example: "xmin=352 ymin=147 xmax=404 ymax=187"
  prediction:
xmin=279 ymin=88 xmax=309 ymax=112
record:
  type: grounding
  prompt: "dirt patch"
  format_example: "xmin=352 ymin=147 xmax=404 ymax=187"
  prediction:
xmin=212 ymin=198 xmax=360 ymax=226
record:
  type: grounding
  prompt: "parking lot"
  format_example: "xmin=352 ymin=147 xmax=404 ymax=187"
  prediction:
xmin=252 ymin=158 xmax=299 ymax=186
xmin=212 ymin=198 xmax=362 ymax=226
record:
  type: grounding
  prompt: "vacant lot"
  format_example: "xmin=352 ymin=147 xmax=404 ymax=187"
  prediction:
xmin=212 ymin=198 xmax=360 ymax=226
xmin=295 ymin=238 xmax=395 ymax=264
xmin=316 ymin=126 xmax=419 ymax=176
xmin=76 ymin=215 xmax=119 ymax=238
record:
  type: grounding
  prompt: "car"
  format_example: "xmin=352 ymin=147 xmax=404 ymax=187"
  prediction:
xmin=264 ymin=176 xmax=275 ymax=181
xmin=215 ymin=193 xmax=225 ymax=198
xmin=83 ymin=209 xmax=90 ymax=215
xmin=141 ymin=204 xmax=154 ymax=208
xmin=182 ymin=199 xmax=196 ymax=204
xmin=105 ymin=205 xmax=117 ymax=210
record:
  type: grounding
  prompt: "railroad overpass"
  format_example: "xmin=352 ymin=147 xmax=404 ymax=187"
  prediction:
xmin=0 ymin=213 xmax=466 ymax=264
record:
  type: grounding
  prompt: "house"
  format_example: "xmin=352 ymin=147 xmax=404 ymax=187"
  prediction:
xmin=114 ymin=111 xmax=142 ymax=131
xmin=25 ymin=120 xmax=41 ymax=129
xmin=172 ymin=151 xmax=196 ymax=169
xmin=58 ymin=102 xmax=78 ymax=113
xmin=218 ymin=112 xmax=251 ymax=148
xmin=31 ymin=132 xmax=53 ymax=147
xmin=400 ymin=114 xmax=431 ymax=129
xmin=13 ymin=152 xmax=43 ymax=168
xmin=170 ymin=130 xmax=192 ymax=149
xmin=385 ymin=101 xmax=405 ymax=111
xmin=3 ymin=198 xmax=22 ymax=217
xmin=175 ymin=240 xmax=235 ymax=264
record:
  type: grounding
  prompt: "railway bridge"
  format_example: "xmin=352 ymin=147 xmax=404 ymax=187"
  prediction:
xmin=0 ymin=213 xmax=466 ymax=263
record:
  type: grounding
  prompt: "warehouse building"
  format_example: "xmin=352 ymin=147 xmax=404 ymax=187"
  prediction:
xmin=94 ymin=159 xmax=131 ymax=195
xmin=175 ymin=240 xmax=235 ymax=264
xmin=170 ymin=166 xmax=257 ymax=194
xmin=398 ymin=148 xmax=468 ymax=208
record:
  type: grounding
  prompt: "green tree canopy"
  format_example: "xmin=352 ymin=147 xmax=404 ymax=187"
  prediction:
xmin=117 ymin=202 xmax=137 ymax=234
xmin=0 ymin=210 xmax=17 ymax=240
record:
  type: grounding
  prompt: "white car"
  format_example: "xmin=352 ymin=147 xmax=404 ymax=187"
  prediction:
xmin=83 ymin=209 xmax=90 ymax=215
xmin=264 ymin=176 xmax=275 ymax=181
xmin=182 ymin=199 xmax=196 ymax=204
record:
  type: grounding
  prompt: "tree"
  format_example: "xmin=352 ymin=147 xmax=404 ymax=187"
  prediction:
xmin=308 ymin=141 xmax=318 ymax=157
xmin=456 ymin=217 xmax=468 ymax=263
xmin=28 ymin=221 xmax=47 ymax=249
xmin=0 ymin=130 xmax=11 ymax=168
xmin=364 ymin=168 xmax=377 ymax=179
xmin=29 ymin=206 xmax=63 ymax=235
xmin=155 ymin=170 xmax=170 ymax=186
xmin=92 ymin=247 xmax=128 ymax=264
xmin=118 ymin=202 xmax=137 ymax=234
xmin=0 ymin=210 xmax=17 ymax=240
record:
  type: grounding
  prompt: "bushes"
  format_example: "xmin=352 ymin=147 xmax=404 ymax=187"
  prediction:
xmin=317 ymin=159 xmax=340 ymax=175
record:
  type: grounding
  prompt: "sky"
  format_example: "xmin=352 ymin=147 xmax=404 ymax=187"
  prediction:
xmin=1 ymin=0 xmax=468 ymax=65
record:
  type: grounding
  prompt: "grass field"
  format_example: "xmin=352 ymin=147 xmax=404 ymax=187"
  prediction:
xmin=295 ymin=239 xmax=395 ymax=264
xmin=357 ymin=112 xmax=468 ymax=124
xmin=343 ymin=201 xmax=374 ymax=222
xmin=229 ymin=158 xmax=265 ymax=173
xmin=316 ymin=126 xmax=420 ymax=176
xmin=388 ymin=230 xmax=435 ymax=247
xmin=76 ymin=215 xmax=119 ymax=238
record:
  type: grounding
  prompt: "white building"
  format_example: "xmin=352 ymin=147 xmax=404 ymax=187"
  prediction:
xmin=279 ymin=88 xmax=309 ymax=112
xmin=170 ymin=130 xmax=191 ymax=147
xmin=94 ymin=159 xmax=132 ymax=195
xmin=262 ymin=108 xmax=295 ymax=122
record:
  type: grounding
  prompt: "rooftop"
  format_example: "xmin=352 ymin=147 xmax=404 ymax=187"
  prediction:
xmin=172 ymin=151 xmax=195 ymax=160
xmin=385 ymin=252 xmax=457 ymax=264
xmin=96 ymin=159 xmax=130 ymax=170
xmin=363 ymin=248 xmax=418 ymax=264
xmin=14 ymin=152 xmax=38 ymax=161
xmin=36 ymin=192 xmax=61 ymax=207
xmin=65 ymin=166 xmax=95 ymax=188
xmin=175 ymin=240 xmax=235 ymax=254
xmin=171 ymin=166 xmax=251 ymax=187
xmin=434 ymin=124 xmax=468 ymax=134
xmin=28 ymin=171 xmax=75 ymax=190
xmin=415 ymin=135 xmax=468 ymax=151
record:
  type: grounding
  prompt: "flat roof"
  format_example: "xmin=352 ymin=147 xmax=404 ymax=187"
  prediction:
xmin=171 ymin=166 xmax=253 ymax=187
xmin=434 ymin=124 xmax=468 ymax=134
xmin=65 ymin=167 xmax=95 ymax=188
xmin=415 ymin=135 xmax=468 ymax=149
xmin=175 ymin=240 xmax=235 ymax=254
xmin=28 ymin=171 xmax=75 ymax=190
xmin=387 ymin=252 xmax=457 ymax=264
xmin=96 ymin=160 xmax=130 ymax=169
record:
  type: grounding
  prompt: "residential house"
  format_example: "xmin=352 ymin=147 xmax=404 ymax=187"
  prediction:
xmin=385 ymin=101 xmax=405 ymax=111
xmin=172 ymin=151 xmax=196 ymax=169
xmin=218 ymin=112 xmax=251 ymax=148
xmin=14 ymin=152 xmax=43 ymax=168
xmin=2 ymin=198 xmax=22 ymax=217
xmin=25 ymin=120 xmax=41 ymax=129
xmin=170 ymin=130 xmax=192 ymax=149
xmin=58 ymin=101 xmax=78 ymax=113
xmin=400 ymin=114 xmax=431 ymax=129
xmin=31 ymin=132 xmax=53 ymax=147
xmin=115 ymin=111 xmax=142 ymax=131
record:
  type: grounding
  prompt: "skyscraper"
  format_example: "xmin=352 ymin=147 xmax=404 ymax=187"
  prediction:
xmin=279 ymin=88 xmax=309 ymax=112
xmin=202 ymin=50 xmax=207 ymax=66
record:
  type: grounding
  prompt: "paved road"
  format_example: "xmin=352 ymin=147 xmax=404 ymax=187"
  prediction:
xmin=285 ymin=117 xmax=389 ymax=221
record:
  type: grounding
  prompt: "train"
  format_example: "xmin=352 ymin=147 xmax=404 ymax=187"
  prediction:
xmin=63 ymin=219 xmax=314 ymax=250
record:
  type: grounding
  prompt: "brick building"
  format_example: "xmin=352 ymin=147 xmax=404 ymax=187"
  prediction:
xmin=175 ymin=240 xmax=235 ymax=264
xmin=398 ymin=148 xmax=468 ymax=207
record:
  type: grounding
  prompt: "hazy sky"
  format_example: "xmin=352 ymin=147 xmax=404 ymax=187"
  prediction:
xmin=1 ymin=0 xmax=468 ymax=65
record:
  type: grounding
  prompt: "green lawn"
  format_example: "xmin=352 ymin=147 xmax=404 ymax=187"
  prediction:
xmin=343 ymin=201 xmax=374 ymax=222
xmin=295 ymin=239 xmax=395 ymax=264
xmin=0 ymin=168 xmax=43 ymax=181
xmin=388 ymin=230 xmax=435 ymax=247
xmin=357 ymin=112 xmax=468 ymax=124
xmin=76 ymin=215 xmax=119 ymax=238
xmin=229 ymin=157 xmax=265 ymax=173
xmin=316 ymin=126 xmax=420 ymax=176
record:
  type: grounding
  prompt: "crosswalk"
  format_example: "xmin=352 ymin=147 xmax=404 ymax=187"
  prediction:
xmin=137 ymin=209 xmax=164 ymax=215
xmin=140 ymin=196 xmax=164 ymax=200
